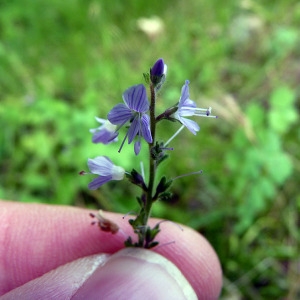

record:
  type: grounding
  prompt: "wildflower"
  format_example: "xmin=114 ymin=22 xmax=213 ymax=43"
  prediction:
xmin=80 ymin=156 xmax=125 ymax=190
xmin=107 ymin=84 xmax=153 ymax=155
xmin=89 ymin=117 xmax=118 ymax=144
xmin=173 ymin=80 xmax=216 ymax=134
xmin=150 ymin=58 xmax=167 ymax=88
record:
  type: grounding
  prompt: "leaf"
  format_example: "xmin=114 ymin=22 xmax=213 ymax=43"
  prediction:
xmin=268 ymin=86 xmax=297 ymax=135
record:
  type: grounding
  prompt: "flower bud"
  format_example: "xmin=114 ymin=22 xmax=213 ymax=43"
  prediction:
xmin=150 ymin=58 xmax=167 ymax=89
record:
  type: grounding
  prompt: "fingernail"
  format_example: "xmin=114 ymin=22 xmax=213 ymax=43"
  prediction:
xmin=2 ymin=249 xmax=196 ymax=300
xmin=73 ymin=248 xmax=197 ymax=300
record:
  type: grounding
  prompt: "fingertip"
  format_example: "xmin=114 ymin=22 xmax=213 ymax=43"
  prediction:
xmin=73 ymin=248 xmax=197 ymax=300
xmin=151 ymin=221 xmax=223 ymax=299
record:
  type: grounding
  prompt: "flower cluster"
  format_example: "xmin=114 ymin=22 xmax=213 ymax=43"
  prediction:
xmin=81 ymin=58 xmax=217 ymax=248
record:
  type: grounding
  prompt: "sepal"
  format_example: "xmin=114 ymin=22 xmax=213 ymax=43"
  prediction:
xmin=154 ymin=176 xmax=173 ymax=200
xmin=126 ymin=169 xmax=148 ymax=191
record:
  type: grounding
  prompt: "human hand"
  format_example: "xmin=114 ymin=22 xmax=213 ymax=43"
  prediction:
xmin=0 ymin=200 xmax=222 ymax=299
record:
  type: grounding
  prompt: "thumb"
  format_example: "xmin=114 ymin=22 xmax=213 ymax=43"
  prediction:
xmin=2 ymin=248 xmax=197 ymax=300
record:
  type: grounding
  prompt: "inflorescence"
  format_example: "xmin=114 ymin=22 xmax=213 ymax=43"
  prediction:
xmin=80 ymin=58 xmax=217 ymax=248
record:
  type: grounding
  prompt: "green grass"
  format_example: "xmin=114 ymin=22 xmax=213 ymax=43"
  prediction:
xmin=1 ymin=0 xmax=300 ymax=298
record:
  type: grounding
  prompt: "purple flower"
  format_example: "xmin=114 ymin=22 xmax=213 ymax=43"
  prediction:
xmin=90 ymin=117 xmax=118 ymax=144
xmin=173 ymin=80 xmax=216 ymax=135
xmin=107 ymin=84 xmax=153 ymax=155
xmin=151 ymin=58 xmax=165 ymax=77
xmin=150 ymin=58 xmax=167 ymax=89
xmin=85 ymin=156 xmax=125 ymax=190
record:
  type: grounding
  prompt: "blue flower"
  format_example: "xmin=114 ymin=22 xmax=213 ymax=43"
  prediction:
xmin=173 ymin=80 xmax=216 ymax=134
xmin=107 ymin=84 xmax=153 ymax=155
xmin=150 ymin=58 xmax=167 ymax=89
xmin=151 ymin=58 xmax=165 ymax=77
xmin=90 ymin=117 xmax=118 ymax=144
xmin=84 ymin=156 xmax=125 ymax=190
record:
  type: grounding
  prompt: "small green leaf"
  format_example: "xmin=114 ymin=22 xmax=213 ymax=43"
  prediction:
xmin=268 ymin=86 xmax=297 ymax=134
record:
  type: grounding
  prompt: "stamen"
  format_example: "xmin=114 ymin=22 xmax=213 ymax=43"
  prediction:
xmin=182 ymin=106 xmax=207 ymax=112
xmin=165 ymin=125 xmax=185 ymax=146
xmin=118 ymin=131 xmax=129 ymax=153
xmin=115 ymin=118 xmax=129 ymax=132
xmin=182 ymin=106 xmax=217 ymax=118
xmin=172 ymin=170 xmax=203 ymax=181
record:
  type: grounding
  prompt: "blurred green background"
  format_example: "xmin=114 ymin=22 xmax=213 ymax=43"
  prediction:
xmin=1 ymin=0 xmax=299 ymax=298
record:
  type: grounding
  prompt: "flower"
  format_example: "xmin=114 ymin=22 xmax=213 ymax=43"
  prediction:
xmin=151 ymin=58 xmax=165 ymax=77
xmin=150 ymin=58 xmax=167 ymax=89
xmin=89 ymin=117 xmax=118 ymax=144
xmin=83 ymin=156 xmax=125 ymax=190
xmin=107 ymin=84 xmax=153 ymax=155
xmin=173 ymin=80 xmax=216 ymax=134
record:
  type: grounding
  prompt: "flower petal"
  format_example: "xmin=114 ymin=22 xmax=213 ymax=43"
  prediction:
xmin=179 ymin=80 xmax=190 ymax=105
xmin=123 ymin=84 xmax=149 ymax=113
xmin=111 ymin=165 xmax=125 ymax=180
xmin=150 ymin=58 xmax=165 ymax=77
xmin=88 ymin=175 xmax=112 ymax=190
xmin=94 ymin=116 xmax=106 ymax=124
xmin=88 ymin=156 xmax=113 ymax=176
xmin=134 ymin=140 xmax=141 ymax=155
xmin=92 ymin=130 xmax=118 ymax=144
xmin=108 ymin=103 xmax=132 ymax=125
xmin=140 ymin=114 xmax=152 ymax=143
xmin=178 ymin=117 xmax=200 ymax=135
xmin=127 ymin=115 xmax=140 ymax=144
xmin=182 ymin=99 xmax=196 ymax=108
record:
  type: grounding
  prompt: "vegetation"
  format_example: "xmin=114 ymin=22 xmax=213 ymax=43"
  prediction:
xmin=1 ymin=0 xmax=299 ymax=298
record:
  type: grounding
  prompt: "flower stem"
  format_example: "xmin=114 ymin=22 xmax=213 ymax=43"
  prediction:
xmin=145 ymin=82 xmax=156 ymax=219
xmin=128 ymin=83 xmax=159 ymax=248
xmin=136 ymin=83 xmax=156 ymax=246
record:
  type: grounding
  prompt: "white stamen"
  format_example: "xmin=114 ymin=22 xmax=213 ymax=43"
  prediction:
xmin=181 ymin=106 xmax=217 ymax=117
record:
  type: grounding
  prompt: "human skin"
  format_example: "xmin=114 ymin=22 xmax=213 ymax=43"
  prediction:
xmin=0 ymin=200 xmax=222 ymax=299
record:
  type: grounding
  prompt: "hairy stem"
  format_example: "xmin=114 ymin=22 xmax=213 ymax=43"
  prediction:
xmin=141 ymin=83 xmax=156 ymax=245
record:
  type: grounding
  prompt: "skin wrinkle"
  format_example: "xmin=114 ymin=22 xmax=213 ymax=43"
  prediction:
xmin=0 ymin=206 xmax=12 ymax=291
xmin=0 ymin=201 xmax=222 ymax=298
